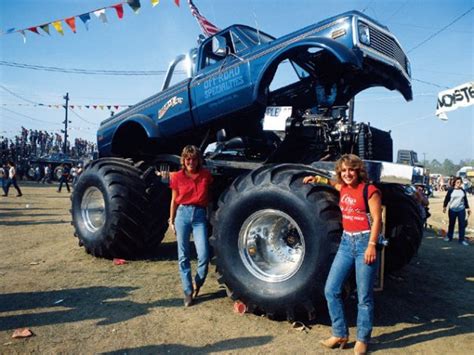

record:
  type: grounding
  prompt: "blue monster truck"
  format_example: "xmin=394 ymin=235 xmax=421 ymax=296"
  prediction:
xmin=71 ymin=11 xmax=422 ymax=320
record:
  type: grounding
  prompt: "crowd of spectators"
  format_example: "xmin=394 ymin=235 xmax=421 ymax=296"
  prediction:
xmin=1 ymin=127 xmax=96 ymax=179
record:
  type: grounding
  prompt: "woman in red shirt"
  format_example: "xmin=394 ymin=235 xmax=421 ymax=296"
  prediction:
xmin=169 ymin=145 xmax=213 ymax=307
xmin=304 ymin=154 xmax=382 ymax=355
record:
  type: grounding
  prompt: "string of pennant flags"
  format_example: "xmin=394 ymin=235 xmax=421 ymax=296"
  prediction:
xmin=1 ymin=103 xmax=132 ymax=110
xmin=0 ymin=0 xmax=186 ymax=42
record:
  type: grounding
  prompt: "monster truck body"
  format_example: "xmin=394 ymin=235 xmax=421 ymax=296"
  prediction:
xmin=72 ymin=11 xmax=422 ymax=320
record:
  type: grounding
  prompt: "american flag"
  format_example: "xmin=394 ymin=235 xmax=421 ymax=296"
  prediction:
xmin=187 ymin=0 xmax=220 ymax=37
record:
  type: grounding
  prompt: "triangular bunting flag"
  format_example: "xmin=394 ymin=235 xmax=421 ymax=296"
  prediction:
xmin=5 ymin=28 xmax=16 ymax=34
xmin=93 ymin=9 xmax=108 ymax=24
xmin=85 ymin=105 xmax=90 ymax=109
xmin=52 ymin=21 xmax=64 ymax=35
xmin=151 ymin=0 xmax=160 ymax=7
xmin=127 ymin=0 xmax=141 ymax=14
xmin=65 ymin=17 xmax=77 ymax=33
xmin=99 ymin=105 xmax=104 ymax=110
xmin=39 ymin=24 xmax=50 ymax=35
xmin=107 ymin=105 xmax=112 ymax=110
xmin=112 ymin=4 xmax=124 ymax=19
xmin=20 ymin=30 xmax=27 ymax=43
xmin=79 ymin=13 xmax=91 ymax=30
xmin=77 ymin=106 xmax=82 ymax=109
xmin=27 ymin=27 xmax=40 ymax=35
xmin=93 ymin=105 xmax=97 ymax=109
xmin=174 ymin=0 xmax=180 ymax=7
xmin=114 ymin=105 xmax=119 ymax=110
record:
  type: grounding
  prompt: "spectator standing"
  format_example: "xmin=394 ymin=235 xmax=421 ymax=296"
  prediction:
xmin=74 ymin=164 xmax=83 ymax=185
xmin=304 ymin=154 xmax=382 ymax=354
xmin=70 ymin=165 xmax=78 ymax=185
xmin=34 ymin=165 xmax=41 ymax=183
xmin=414 ymin=184 xmax=430 ymax=228
xmin=443 ymin=177 xmax=471 ymax=246
xmin=57 ymin=164 xmax=71 ymax=193
xmin=0 ymin=163 xmax=8 ymax=193
xmin=41 ymin=164 xmax=51 ymax=184
xmin=168 ymin=145 xmax=213 ymax=307
xmin=2 ymin=160 xmax=23 ymax=197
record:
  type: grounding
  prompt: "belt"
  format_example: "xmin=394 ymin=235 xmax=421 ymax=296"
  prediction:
xmin=344 ymin=230 xmax=370 ymax=237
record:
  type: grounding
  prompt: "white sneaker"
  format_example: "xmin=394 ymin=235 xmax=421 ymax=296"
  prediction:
xmin=443 ymin=237 xmax=451 ymax=242
xmin=460 ymin=241 xmax=469 ymax=246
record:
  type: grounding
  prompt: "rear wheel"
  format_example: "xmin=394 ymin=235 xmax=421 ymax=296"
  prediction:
xmin=211 ymin=164 xmax=341 ymax=320
xmin=71 ymin=158 xmax=170 ymax=259
xmin=380 ymin=184 xmax=423 ymax=272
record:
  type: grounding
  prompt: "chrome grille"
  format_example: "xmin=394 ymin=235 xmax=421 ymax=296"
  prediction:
xmin=363 ymin=23 xmax=409 ymax=75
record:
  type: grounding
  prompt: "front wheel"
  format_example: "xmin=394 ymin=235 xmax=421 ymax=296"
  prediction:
xmin=71 ymin=158 xmax=170 ymax=259
xmin=211 ymin=164 xmax=341 ymax=320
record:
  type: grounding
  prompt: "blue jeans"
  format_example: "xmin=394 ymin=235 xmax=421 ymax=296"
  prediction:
xmin=447 ymin=209 xmax=466 ymax=242
xmin=174 ymin=205 xmax=209 ymax=296
xmin=324 ymin=231 xmax=379 ymax=343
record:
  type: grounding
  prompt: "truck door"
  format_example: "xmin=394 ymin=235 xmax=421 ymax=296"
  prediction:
xmin=190 ymin=29 xmax=252 ymax=126
xmin=153 ymin=54 xmax=194 ymax=137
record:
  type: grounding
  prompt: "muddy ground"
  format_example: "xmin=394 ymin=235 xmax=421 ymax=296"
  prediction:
xmin=1 ymin=182 xmax=473 ymax=354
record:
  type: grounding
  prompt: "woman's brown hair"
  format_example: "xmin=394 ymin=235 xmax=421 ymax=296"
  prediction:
xmin=335 ymin=154 xmax=368 ymax=184
xmin=180 ymin=145 xmax=203 ymax=171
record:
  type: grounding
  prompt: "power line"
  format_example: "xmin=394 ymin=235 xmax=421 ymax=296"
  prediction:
xmin=0 ymin=60 xmax=185 ymax=76
xmin=0 ymin=106 xmax=62 ymax=125
xmin=361 ymin=0 xmax=375 ymax=13
xmin=0 ymin=84 xmax=41 ymax=105
xmin=385 ymin=0 xmax=408 ymax=21
xmin=69 ymin=108 xmax=97 ymax=125
xmin=412 ymin=78 xmax=450 ymax=89
xmin=407 ymin=7 xmax=474 ymax=53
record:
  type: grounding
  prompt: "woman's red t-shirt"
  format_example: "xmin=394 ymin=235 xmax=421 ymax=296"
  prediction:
xmin=169 ymin=168 xmax=213 ymax=207
xmin=339 ymin=183 xmax=380 ymax=232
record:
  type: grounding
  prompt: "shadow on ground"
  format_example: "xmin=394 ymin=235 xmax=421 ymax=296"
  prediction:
xmin=0 ymin=286 xmax=227 ymax=331
xmin=101 ymin=336 xmax=273 ymax=354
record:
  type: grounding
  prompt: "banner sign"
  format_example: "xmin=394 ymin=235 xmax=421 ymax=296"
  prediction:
xmin=436 ymin=82 xmax=474 ymax=120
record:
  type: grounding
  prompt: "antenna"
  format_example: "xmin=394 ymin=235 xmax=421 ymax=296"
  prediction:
xmin=252 ymin=11 xmax=261 ymax=45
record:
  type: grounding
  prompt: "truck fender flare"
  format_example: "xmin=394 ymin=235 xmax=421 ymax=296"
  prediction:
xmin=114 ymin=114 xmax=160 ymax=140
xmin=253 ymin=37 xmax=362 ymax=100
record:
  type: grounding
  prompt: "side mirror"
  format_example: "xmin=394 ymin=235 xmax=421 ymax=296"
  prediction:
xmin=212 ymin=35 xmax=227 ymax=57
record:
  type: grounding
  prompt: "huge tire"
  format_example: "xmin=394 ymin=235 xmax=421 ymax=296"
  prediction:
xmin=211 ymin=164 xmax=342 ymax=320
xmin=380 ymin=184 xmax=423 ymax=272
xmin=71 ymin=158 xmax=170 ymax=259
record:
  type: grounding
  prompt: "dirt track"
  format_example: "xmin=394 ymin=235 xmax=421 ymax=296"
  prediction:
xmin=1 ymin=182 xmax=473 ymax=354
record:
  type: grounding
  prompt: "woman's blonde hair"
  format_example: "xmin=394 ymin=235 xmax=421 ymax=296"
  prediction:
xmin=180 ymin=145 xmax=203 ymax=171
xmin=335 ymin=154 xmax=368 ymax=184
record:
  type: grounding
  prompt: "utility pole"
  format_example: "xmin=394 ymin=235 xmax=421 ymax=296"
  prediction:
xmin=422 ymin=152 xmax=427 ymax=165
xmin=62 ymin=93 xmax=70 ymax=154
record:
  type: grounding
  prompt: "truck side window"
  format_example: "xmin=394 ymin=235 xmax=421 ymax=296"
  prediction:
xmin=230 ymin=31 xmax=247 ymax=53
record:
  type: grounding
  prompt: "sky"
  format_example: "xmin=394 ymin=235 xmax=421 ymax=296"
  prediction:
xmin=0 ymin=0 xmax=473 ymax=163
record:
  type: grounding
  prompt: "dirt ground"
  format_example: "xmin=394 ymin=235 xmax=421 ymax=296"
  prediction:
xmin=1 ymin=182 xmax=473 ymax=354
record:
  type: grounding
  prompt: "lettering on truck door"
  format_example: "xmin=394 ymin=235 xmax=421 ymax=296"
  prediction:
xmin=191 ymin=31 xmax=251 ymax=125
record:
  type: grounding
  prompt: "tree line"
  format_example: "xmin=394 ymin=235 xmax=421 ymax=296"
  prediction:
xmin=424 ymin=158 xmax=474 ymax=176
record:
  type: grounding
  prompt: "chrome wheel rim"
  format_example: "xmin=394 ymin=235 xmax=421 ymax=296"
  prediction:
xmin=81 ymin=187 xmax=106 ymax=233
xmin=238 ymin=209 xmax=305 ymax=283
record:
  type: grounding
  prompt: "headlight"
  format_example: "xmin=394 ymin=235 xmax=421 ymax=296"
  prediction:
xmin=406 ymin=59 xmax=412 ymax=77
xmin=358 ymin=23 xmax=370 ymax=45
